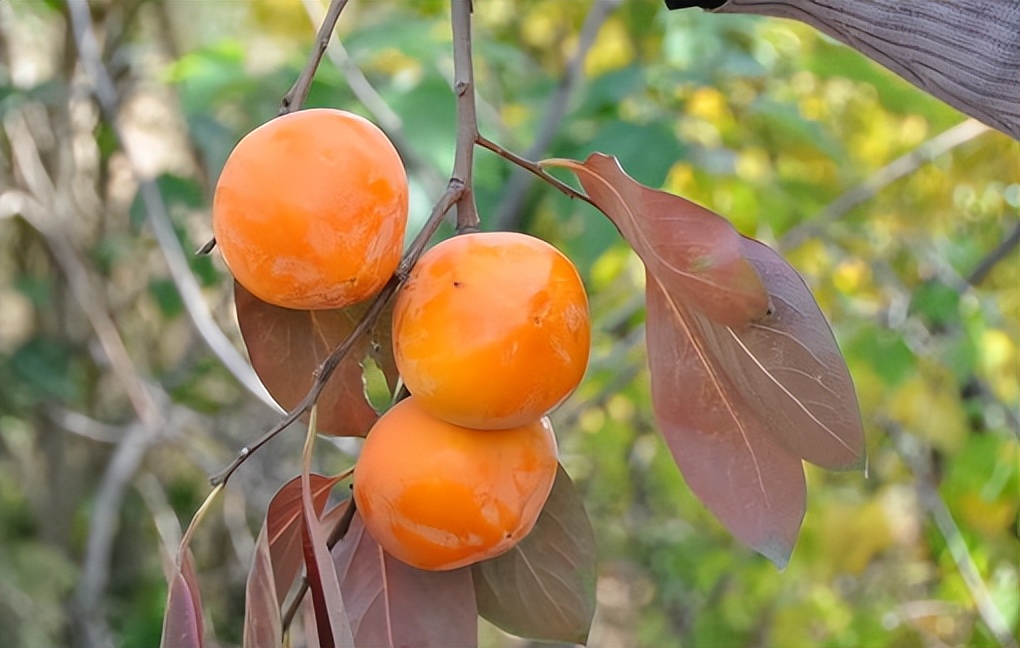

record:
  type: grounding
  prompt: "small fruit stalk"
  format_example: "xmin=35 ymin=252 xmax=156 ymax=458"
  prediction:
xmin=354 ymin=230 xmax=591 ymax=570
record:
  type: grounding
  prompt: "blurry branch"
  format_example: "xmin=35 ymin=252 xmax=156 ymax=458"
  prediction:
xmin=6 ymin=114 xmax=161 ymax=427
xmin=136 ymin=472 xmax=185 ymax=571
xmin=451 ymin=0 xmax=479 ymax=232
xmin=280 ymin=0 xmax=351 ymax=115
xmin=779 ymin=119 xmax=992 ymax=252
xmin=494 ymin=0 xmax=622 ymax=230
xmin=299 ymin=0 xmax=446 ymax=196
xmin=966 ymin=221 xmax=1020 ymax=286
xmin=888 ymin=424 xmax=1018 ymax=648
xmin=47 ymin=407 xmax=125 ymax=444
xmin=65 ymin=0 xmax=279 ymax=412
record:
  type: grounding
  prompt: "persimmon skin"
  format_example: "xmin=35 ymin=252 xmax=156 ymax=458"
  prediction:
xmin=213 ymin=108 xmax=408 ymax=310
xmin=392 ymin=232 xmax=590 ymax=430
xmin=354 ymin=396 xmax=558 ymax=571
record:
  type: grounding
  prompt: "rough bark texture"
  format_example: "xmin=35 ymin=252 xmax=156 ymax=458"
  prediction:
xmin=714 ymin=0 xmax=1019 ymax=139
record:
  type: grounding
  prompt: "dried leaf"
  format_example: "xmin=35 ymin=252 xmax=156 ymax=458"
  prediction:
xmin=234 ymin=281 xmax=396 ymax=436
xmin=472 ymin=465 xmax=596 ymax=644
xmin=543 ymin=153 xmax=769 ymax=327
xmin=647 ymin=273 xmax=806 ymax=567
xmin=160 ymin=550 xmax=204 ymax=648
xmin=332 ymin=511 xmax=478 ymax=648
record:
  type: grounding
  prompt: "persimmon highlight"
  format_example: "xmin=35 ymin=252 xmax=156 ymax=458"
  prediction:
xmin=213 ymin=108 xmax=408 ymax=310
xmin=392 ymin=232 xmax=591 ymax=430
xmin=353 ymin=396 xmax=558 ymax=571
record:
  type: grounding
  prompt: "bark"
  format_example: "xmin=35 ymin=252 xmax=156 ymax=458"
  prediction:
xmin=711 ymin=0 xmax=1020 ymax=139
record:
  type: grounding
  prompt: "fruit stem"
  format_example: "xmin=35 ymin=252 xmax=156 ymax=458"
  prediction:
xmin=451 ymin=0 xmax=480 ymax=233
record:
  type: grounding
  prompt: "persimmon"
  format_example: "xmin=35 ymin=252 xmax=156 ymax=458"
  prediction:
xmin=392 ymin=232 xmax=590 ymax=430
xmin=213 ymin=108 xmax=408 ymax=310
xmin=354 ymin=396 xmax=558 ymax=571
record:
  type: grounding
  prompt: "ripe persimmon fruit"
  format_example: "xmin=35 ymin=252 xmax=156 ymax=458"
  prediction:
xmin=354 ymin=396 xmax=558 ymax=571
xmin=392 ymin=232 xmax=590 ymax=430
xmin=213 ymin=108 xmax=408 ymax=310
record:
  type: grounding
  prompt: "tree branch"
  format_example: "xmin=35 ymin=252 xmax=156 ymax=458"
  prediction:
xmin=494 ymin=0 xmax=622 ymax=230
xmin=280 ymin=0 xmax=351 ymax=115
xmin=450 ymin=0 xmax=480 ymax=232
xmin=888 ymin=424 xmax=1018 ymax=648
xmin=65 ymin=0 xmax=279 ymax=412
xmin=780 ymin=118 xmax=992 ymax=252
xmin=476 ymin=135 xmax=596 ymax=208
xmin=208 ymin=183 xmax=464 ymax=487
xmin=966 ymin=221 xmax=1020 ymax=287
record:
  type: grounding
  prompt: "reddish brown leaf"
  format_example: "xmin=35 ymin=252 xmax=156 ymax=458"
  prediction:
xmin=267 ymin=474 xmax=342 ymax=604
xmin=234 ymin=281 xmax=396 ymax=436
xmin=647 ymin=274 xmax=806 ymax=567
xmin=243 ymin=474 xmax=341 ymax=648
xmin=332 ymin=511 xmax=479 ymax=648
xmin=160 ymin=550 xmax=204 ymax=648
xmin=544 ymin=153 xmax=769 ymax=327
xmin=472 ymin=465 xmax=596 ymax=644
xmin=301 ymin=468 xmax=355 ymax=647
xmin=243 ymin=525 xmax=282 ymax=648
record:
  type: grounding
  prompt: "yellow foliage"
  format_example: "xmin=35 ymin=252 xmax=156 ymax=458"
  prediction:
xmin=888 ymin=370 xmax=969 ymax=452
xmin=584 ymin=17 xmax=635 ymax=77
xmin=979 ymin=328 xmax=1019 ymax=403
xmin=250 ymin=0 xmax=310 ymax=40
xmin=833 ymin=258 xmax=871 ymax=294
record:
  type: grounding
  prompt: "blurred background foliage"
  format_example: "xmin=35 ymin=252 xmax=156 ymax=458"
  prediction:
xmin=1 ymin=1 xmax=1017 ymax=647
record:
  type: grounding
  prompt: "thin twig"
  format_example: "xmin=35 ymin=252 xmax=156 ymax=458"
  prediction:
xmin=299 ymin=0 xmax=446 ymax=196
xmin=966 ymin=221 xmax=1020 ymax=286
xmin=451 ymin=0 xmax=480 ymax=232
xmin=780 ymin=119 xmax=992 ymax=252
xmin=208 ymin=183 xmax=464 ymax=486
xmin=280 ymin=0 xmax=351 ymax=115
xmin=66 ymin=0 xmax=278 ymax=411
xmin=494 ymin=0 xmax=622 ymax=230
xmin=889 ymin=425 xmax=1017 ymax=648
xmin=476 ymin=134 xmax=597 ymax=208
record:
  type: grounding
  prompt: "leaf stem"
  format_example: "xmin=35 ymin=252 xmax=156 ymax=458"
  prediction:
xmin=475 ymin=135 xmax=596 ymax=208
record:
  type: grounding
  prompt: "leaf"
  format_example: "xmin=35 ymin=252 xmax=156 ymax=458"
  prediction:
xmin=543 ymin=153 xmax=769 ymax=327
xmin=472 ymin=465 xmax=597 ymax=644
xmin=234 ymin=282 xmax=397 ymax=436
xmin=721 ymin=238 xmax=865 ymax=470
xmin=243 ymin=474 xmax=341 ymax=648
xmin=267 ymin=474 xmax=343 ymax=604
xmin=300 ymin=412 xmax=354 ymax=648
xmin=243 ymin=525 xmax=282 ymax=648
xmin=647 ymin=274 xmax=806 ymax=567
xmin=332 ymin=511 xmax=478 ymax=648
xmin=160 ymin=550 xmax=204 ymax=648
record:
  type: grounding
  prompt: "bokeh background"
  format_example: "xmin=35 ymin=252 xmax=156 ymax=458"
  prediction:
xmin=1 ymin=1 xmax=1017 ymax=646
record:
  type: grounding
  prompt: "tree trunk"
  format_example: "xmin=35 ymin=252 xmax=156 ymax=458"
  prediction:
xmin=711 ymin=0 xmax=1019 ymax=139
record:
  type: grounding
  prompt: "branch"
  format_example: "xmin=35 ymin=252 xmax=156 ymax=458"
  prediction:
xmin=280 ymin=0 xmax=351 ymax=115
xmin=298 ymin=0 xmax=446 ymax=196
xmin=65 ymin=0 xmax=279 ymax=412
xmin=208 ymin=183 xmax=464 ymax=486
xmin=966 ymin=221 xmax=1020 ymax=286
xmin=493 ymin=0 xmax=622 ymax=230
xmin=450 ymin=0 xmax=480 ymax=232
xmin=779 ymin=119 xmax=992 ymax=252
xmin=888 ymin=424 xmax=1018 ymax=648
